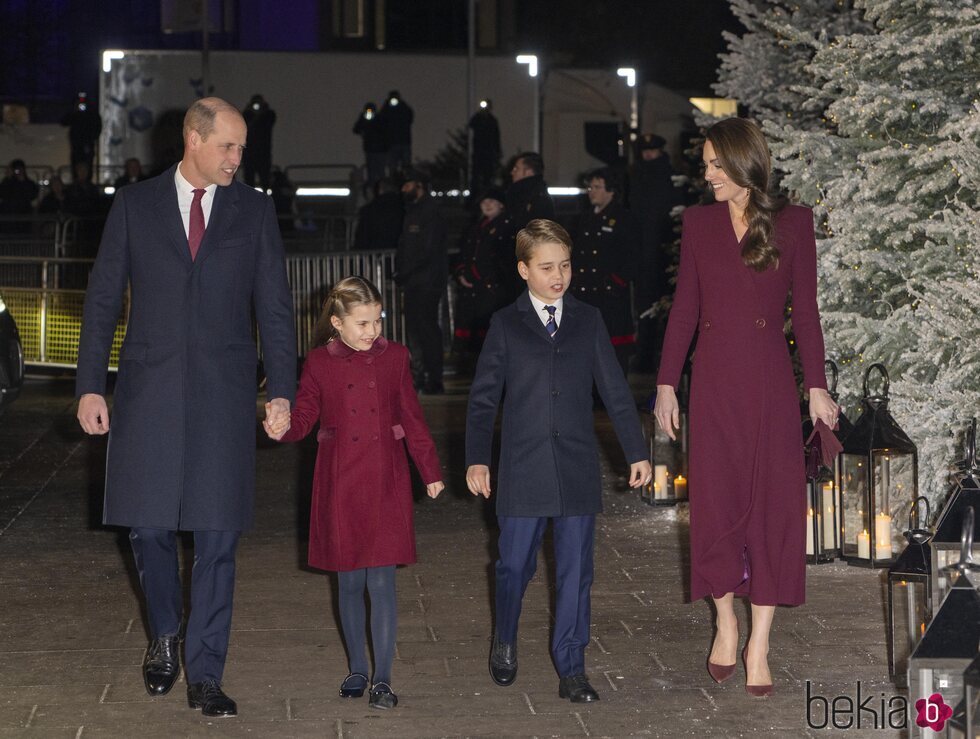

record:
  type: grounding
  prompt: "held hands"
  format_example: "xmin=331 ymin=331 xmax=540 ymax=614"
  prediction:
xmin=466 ymin=464 xmax=492 ymax=498
xmin=77 ymin=393 xmax=110 ymax=435
xmin=653 ymin=384 xmax=679 ymax=441
xmin=426 ymin=481 xmax=445 ymax=499
xmin=263 ymin=398 xmax=291 ymax=440
xmin=629 ymin=460 xmax=654 ymax=489
xmin=808 ymin=388 xmax=839 ymax=429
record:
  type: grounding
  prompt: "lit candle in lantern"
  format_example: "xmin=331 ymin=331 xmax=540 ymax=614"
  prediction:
xmin=822 ymin=482 xmax=836 ymax=550
xmin=653 ymin=481 xmax=662 ymax=499
xmin=806 ymin=508 xmax=815 ymax=555
xmin=655 ymin=465 xmax=668 ymax=499
xmin=674 ymin=475 xmax=687 ymax=499
xmin=857 ymin=529 xmax=870 ymax=559
xmin=874 ymin=512 xmax=893 ymax=557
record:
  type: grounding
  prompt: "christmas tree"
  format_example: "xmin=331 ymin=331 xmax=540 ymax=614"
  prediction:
xmin=715 ymin=0 xmax=867 ymax=129
xmin=715 ymin=0 xmax=979 ymax=500
xmin=767 ymin=0 xmax=980 ymax=499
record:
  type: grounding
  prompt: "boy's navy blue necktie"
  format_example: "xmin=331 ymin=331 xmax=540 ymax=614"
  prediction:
xmin=544 ymin=305 xmax=558 ymax=337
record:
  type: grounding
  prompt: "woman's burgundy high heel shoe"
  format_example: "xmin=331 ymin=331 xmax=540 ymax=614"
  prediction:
xmin=742 ymin=646 xmax=773 ymax=697
xmin=707 ymin=658 xmax=737 ymax=684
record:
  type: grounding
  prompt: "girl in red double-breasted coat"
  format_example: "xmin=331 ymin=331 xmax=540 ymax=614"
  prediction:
xmin=654 ymin=119 xmax=838 ymax=698
xmin=268 ymin=276 xmax=444 ymax=710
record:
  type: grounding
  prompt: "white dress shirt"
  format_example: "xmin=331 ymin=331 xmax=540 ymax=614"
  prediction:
xmin=529 ymin=292 xmax=563 ymax=330
xmin=175 ymin=163 xmax=217 ymax=237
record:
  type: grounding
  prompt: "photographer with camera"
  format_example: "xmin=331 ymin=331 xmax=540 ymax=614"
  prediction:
xmin=242 ymin=94 xmax=277 ymax=191
xmin=353 ymin=102 xmax=388 ymax=191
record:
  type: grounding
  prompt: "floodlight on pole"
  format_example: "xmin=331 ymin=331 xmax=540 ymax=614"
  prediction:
xmin=617 ymin=66 xmax=639 ymax=141
xmin=516 ymin=54 xmax=538 ymax=78
xmin=516 ymin=54 xmax=541 ymax=152
xmin=103 ymin=50 xmax=125 ymax=73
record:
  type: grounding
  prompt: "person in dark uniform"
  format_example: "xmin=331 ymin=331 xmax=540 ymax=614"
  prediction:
xmin=394 ymin=168 xmax=448 ymax=394
xmin=573 ymin=167 xmax=641 ymax=377
xmin=61 ymin=92 xmax=102 ymax=174
xmin=469 ymin=99 xmax=501 ymax=197
xmin=628 ymin=133 xmax=679 ymax=372
xmin=242 ymin=94 xmax=277 ymax=191
xmin=452 ymin=187 xmax=514 ymax=372
xmin=353 ymin=177 xmax=403 ymax=251
xmin=506 ymin=152 xmax=554 ymax=229
xmin=379 ymin=91 xmax=414 ymax=176
xmin=353 ymin=102 xmax=388 ymax=191
xmin=0 ymin=159 xmax=39 ymax=233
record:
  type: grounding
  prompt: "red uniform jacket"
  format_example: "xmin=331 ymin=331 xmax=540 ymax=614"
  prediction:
xmin=281 ymin=337 xmax=442 ymax=571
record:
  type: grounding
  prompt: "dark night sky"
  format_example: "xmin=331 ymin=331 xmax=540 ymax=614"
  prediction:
xmin=517 ymin=0 xmax=740 ymax=94
xmin=0 ymin=0 xmax=740 ymax=120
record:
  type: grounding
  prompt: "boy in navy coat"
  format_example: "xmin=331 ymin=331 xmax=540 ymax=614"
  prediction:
xmin=466 ymin=219 xmax=651 ymax=702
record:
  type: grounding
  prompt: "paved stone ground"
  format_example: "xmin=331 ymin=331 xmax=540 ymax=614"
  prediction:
xmin=0 ymin=376 xmax=906 ymax=738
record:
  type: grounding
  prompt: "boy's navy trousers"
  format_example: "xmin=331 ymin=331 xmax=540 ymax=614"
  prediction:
xmin=494 ymin=514 xmax=595 ymax=677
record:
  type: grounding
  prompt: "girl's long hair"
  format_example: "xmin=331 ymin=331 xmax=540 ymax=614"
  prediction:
xmin=705 ymin=118 xmax=787 ymax=271
xmin=312 ymin=276 xmax=384 ymax=348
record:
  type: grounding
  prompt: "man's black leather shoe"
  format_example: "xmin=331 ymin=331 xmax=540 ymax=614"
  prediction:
xmin=187 ymin=680 xmax=238 ymax=717
xmin=142 ymin=634 xmax=181 ymax=696
xmin=559 ymin=674 xmax=600 ymax=703
xmin=489 ymin=637 xmax=518 ymax=686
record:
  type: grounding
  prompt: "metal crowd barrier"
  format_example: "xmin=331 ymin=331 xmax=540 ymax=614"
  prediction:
xmin=0 ymin=258 xmax=128 ymax=368
xmin=286 ymin=249 xmax=406 ymax=353
xmin=0 ymin=250 xmax=431 ymax=369
xmin=281 ymin=214 xmax=357 ymax=253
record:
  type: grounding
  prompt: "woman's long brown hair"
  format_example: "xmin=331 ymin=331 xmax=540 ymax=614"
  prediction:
xmin=705 ymin=118 xmax=787 ymax=271
xmin=312 ymin=275 xmax=383 ymax=347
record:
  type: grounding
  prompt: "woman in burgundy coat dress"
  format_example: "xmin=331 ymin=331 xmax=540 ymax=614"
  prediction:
xmin=654 ymin=119 xmax=838 ymax=697
xmin=268 ymin=276 xmax=444 ymax=709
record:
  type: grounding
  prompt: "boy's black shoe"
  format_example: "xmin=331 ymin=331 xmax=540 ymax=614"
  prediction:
xmin=187 ymin=680 xmax=238 ymax=717
xmin=559 ymin=674 xmax=599 ymax=702
xmin=142 ymin=634 xmax=181 ymax=696
xmin=489 ymin=637 xmax=517 ymax=686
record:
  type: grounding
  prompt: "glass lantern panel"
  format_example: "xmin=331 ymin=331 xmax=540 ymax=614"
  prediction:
xmin=841 ymin=454 xmax=869 ymax=558
xmin=932 ymin=548 xmax=960 ymax=613
xmin=966 ymin=685 xmax=979 ymax=739
xmin=890 ymin=579 xmax=929 ymax=680
xmin=807 ymin=480 xmax=837 ymax=557
xmin=872 ymin=451 xmax=914 ymax=561
xmin=909 ymin=668 xmax=966 ymax=738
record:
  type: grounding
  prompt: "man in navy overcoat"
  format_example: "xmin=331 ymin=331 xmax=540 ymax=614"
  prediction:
xmin=465 ymin=219 xmax=650 ymax=702
xmin=76 ymin=98 xmax=296 ymax=717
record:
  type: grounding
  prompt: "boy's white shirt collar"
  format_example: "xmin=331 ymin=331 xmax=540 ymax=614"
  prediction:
xmin=528 ymin=292 xmax=563 ymax=328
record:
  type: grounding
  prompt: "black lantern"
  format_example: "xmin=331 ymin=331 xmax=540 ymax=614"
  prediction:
xmin=931 ymin=419 xmax=980 ymax=616
xmin=643 ymin=411 xmax=676 ymax=506
xmin=907 ymin=508 xmax=980 ymax=737
xmin=887 ymin=496 xmax=932 ymax=688
xmin=644 ymin=371 xmax=690 ymax=507
xmin=840 ymin=363 xmax=918 ymax=568
xmin=802 ymin=360 xmax=854 ymax=564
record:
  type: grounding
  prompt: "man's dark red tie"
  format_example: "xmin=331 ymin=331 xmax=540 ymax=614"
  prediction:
xmin=188 ymin=188 xmax=206 ymax=260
